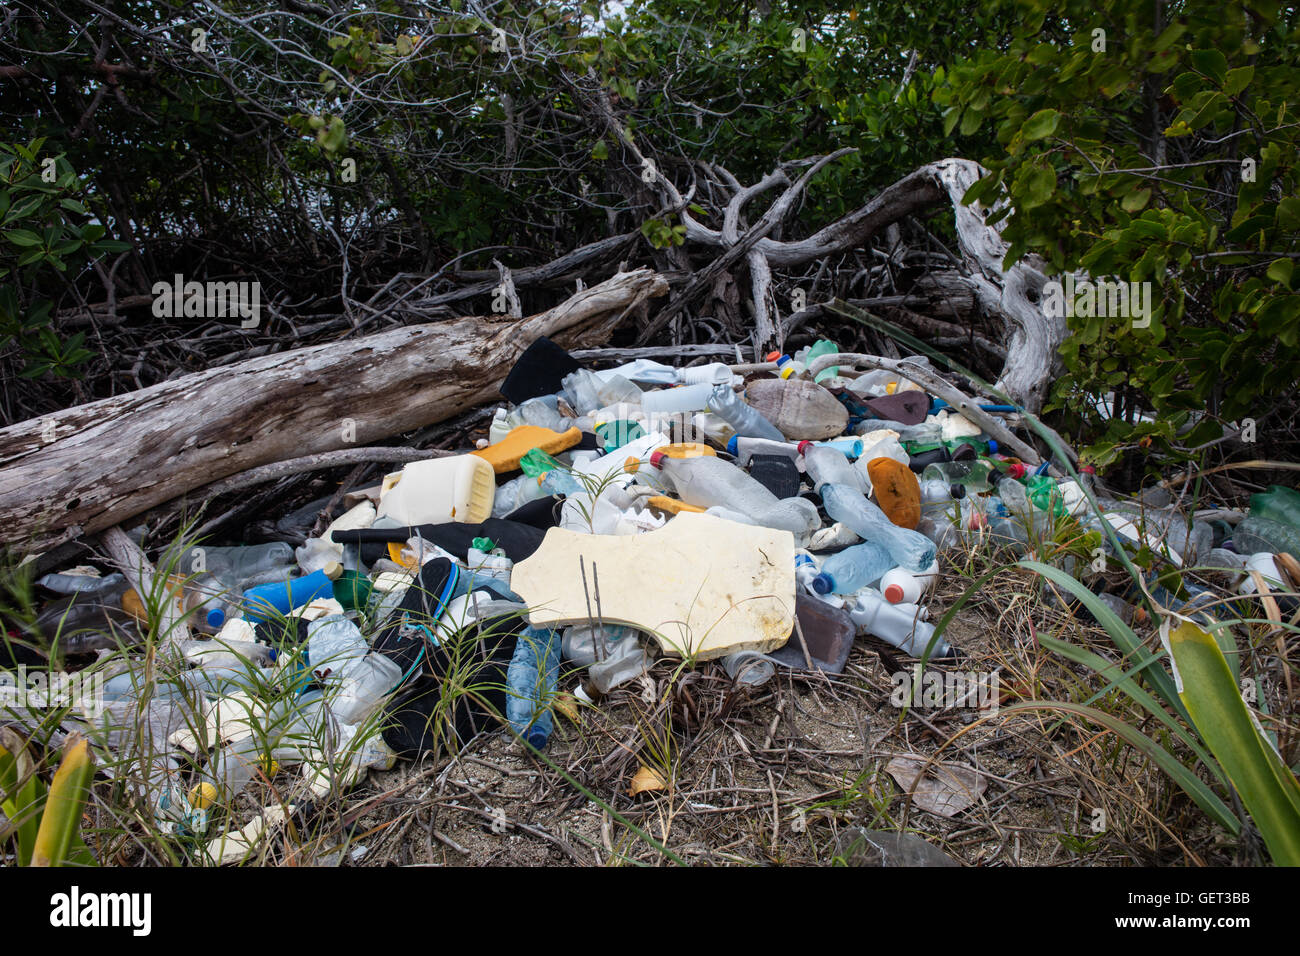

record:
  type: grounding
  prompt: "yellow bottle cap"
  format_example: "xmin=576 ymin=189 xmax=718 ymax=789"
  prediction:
xmin=189 ymin=781 xmax=218 ymax=810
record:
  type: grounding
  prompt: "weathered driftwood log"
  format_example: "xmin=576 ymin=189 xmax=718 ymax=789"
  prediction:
xmin=0 ymin=269 xmax=667 ymax=553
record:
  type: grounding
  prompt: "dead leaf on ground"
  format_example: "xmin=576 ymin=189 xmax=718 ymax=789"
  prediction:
xmin=885 ymin=755 xmax=987 ymax=818
xmin=628 ymin=764 xmax=667 ymax=796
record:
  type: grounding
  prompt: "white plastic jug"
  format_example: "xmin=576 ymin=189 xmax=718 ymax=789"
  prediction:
xmin=377 ymin=455 xmax=496 ymax=525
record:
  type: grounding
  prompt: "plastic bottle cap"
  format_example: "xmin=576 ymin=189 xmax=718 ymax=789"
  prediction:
xmin=797 ymin=440 xmax=813 ymax=455
xmin=811 ymin=572 xmax=834 ymax=595
xmin=206 ymin=608 xmax=226 ymax=628
xmin=525 ymin=729 xmax=548 ymax=750
xmin=649 ymin=450 xmax=667 ymax=469
xmin=987 ymin=440 xmax=999 ymax=454
xmin=189 ymin=781 xmax=218 ymax=811
xmin=765 ymin=350 xmax=782 ymax=362
xmin=726 ymin=436 xmax=740 ymax=457
xmin=883 ymin=583 xmax=905 ymax=603
xmin=949 ymin=484 xmax=966 ymax=500
xmin=1007 ymin=464 xmax=1027 ymax=479
xmin=323 ymin=562 xmax=343 ymax=581
xmin=622 ymin=456 xmax=641 ymax=474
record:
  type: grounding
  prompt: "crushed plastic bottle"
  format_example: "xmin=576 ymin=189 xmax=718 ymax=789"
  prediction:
xmin=506 ymin=625 xmax=561 ymax=749
xmin=821 ymin=484 xmax=936 ymax=573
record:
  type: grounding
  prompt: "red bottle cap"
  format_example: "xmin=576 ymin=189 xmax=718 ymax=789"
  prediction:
xmin=884 ymin=583 xmax=905 ymax=603
xmin=797 ymin=440 xmax=813 ymax=455
xmin=649 ymin=450 xmax=668 ymax=470
xmin=1007 ymin=463 xmax=1027 ymax=479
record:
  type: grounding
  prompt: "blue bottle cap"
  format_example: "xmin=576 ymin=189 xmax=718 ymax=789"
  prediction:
xmin=207 ymin=607 xmax=225 ymax=628
xmin=987 ymin=439 xmax=998 ymax=454
xmin=727 ymin=435 xmax=739 ymax=457
xmin=812 ymin=572 xmax=834 ymax=595
xmin=526 ymin=729 xmax=549 ymax=750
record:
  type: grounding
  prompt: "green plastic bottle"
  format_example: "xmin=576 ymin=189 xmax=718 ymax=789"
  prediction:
xmin=806 ymin=339 xmax=840 ymax=384
xmin=1026 ymin=475 xmax=1067 ymax=517
xmin=1247 ymin=485 xmax=1300 ymax=531
xmin=519 ymin=447 xmax=564 ymax=477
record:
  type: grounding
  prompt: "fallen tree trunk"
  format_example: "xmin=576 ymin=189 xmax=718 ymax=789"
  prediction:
xmin=0 ymin=269 xmax=668 ymax=553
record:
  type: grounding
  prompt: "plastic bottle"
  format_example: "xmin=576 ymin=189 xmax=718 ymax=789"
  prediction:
xmin=922 ymin=460 xmax=995 ymax=493
xmin=639 ymin=382 xmax=714 ymax=416
xmin=811 ymin=541 xmax=894 ymax=594
xmin=919 ymin=479 xmax=965 ymax=522
xmin=508 ymin=396 xmax=569 ymax=432
xmin=505 ymin=625 xmax=561 ymax=749
xmin=800 ymin=442 xmax=865 ymax=493
xmin=818 ymin=438 xmax=863 ymax=458
xmin=177 ymin=542 xmax=296 ymax=580
xmin=848 ymin=590 xmax=951 ymax=658
xmin=706 ymin=384 xmax=786 ymax=442
xmin=879 ymin=559 xmax=939 ymax=604
xmin=377 ymin=455 xmax=497 ymax=526
xmin=181 ymin=638 xmax=276 ymax=671
xmin=1231 ymin=515 xmax=1300 ymax=558
xmin=794 ymin=552 xmax=822 ymax=594
xmin=239 ymin=563 xmax=343 ymax=623
xmin=677 ymin=362 xmax=736 ymax=386
xmin=726 ymin=435 xmax=800 ymax=466
xmin=466 ymin=547 xmax=514 ymax=587
xmin=649 ymin=452 xmax=782 ymax=517
xmin=562 ymin=624 xmax=637 ymax=666
xmin=194 ymin=699 xmax=338 ymax=804
xmin=1239 ymin=552 xmax=1288 ymax=595
xmin=584 ymin=638 xmax=651 ymax=696
xmin=1248 ymin=485 xmax=1300 ymax=530
xmin=722 ymin=649 xmax=775 ymax=685
xmin=804 ymin=339 xmax=841 ymax=384
xmin=822 ymin=484 xmax=936 ymax=573
xmin=37 ymin=571 xmax=129 ymax=596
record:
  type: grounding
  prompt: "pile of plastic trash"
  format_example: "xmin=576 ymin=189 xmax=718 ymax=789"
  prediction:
xmin=9 ymin=334 xmax=1300 ymax=851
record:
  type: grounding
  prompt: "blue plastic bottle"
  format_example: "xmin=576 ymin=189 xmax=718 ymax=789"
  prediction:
xmin=506 ymin=625 xmax=561 ymax=749
xmin=812 ymin=541 xmax=895 ymax=594
xmin=239 ymin=563 xmax=342 ymax=624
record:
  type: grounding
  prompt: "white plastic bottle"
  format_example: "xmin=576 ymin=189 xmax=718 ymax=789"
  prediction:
xmin=848 ymin=589 xmax=951 ymax=658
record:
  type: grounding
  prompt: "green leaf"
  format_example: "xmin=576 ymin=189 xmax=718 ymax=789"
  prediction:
xmin=1020 ymin=108 xmax=1060 ymax=141
xmin=1223 ymin=66 xmax=1254 ymax=97
xmin=1267 ymin=258 xmax=1294 ymax=288
xmin=1019 ymin=164 xmax=1056 ymax=209
xmin=590 ymin=138 xmax=609 ymax=160
xmin=1190 ymin=49 xmax=1228 ymax=86
xmin=3 ymin=229 xmax=42 ymax=247
xmin=1165 ymin=618 xmax=1300 ymax=864
xmin=1121 ymin=188 xmax=1151 ymax=212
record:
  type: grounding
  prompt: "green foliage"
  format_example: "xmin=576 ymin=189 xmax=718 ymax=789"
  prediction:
xmin=0 ymin=140 xmax=124 ymax=379
xmin=936 ymin=0 xmax=1300 ymax=467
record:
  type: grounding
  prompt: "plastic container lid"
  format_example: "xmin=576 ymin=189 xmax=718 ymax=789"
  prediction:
xmin=883 ymin=583 xmax=905 ymax=603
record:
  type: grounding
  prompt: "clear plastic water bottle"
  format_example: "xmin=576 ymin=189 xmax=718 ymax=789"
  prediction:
xmin=921 ymin=460 xmax=995 ymax=493
xmin=821 ymin=484 xmax=936 ymax=573
xmin=811 ymin=541 xmax=894 ymax=594
xmin=506 ymin=625 xmax=561 ymax=749
xmin=800 ymin=442 xmax=866 ymax=493
xmin=707 ymin=384 xmax=786 ymax=442
xmin=650 ymin=452 xmax=780 ymax=515
xmin=178 ymin=542 xmax=296 ymax=580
